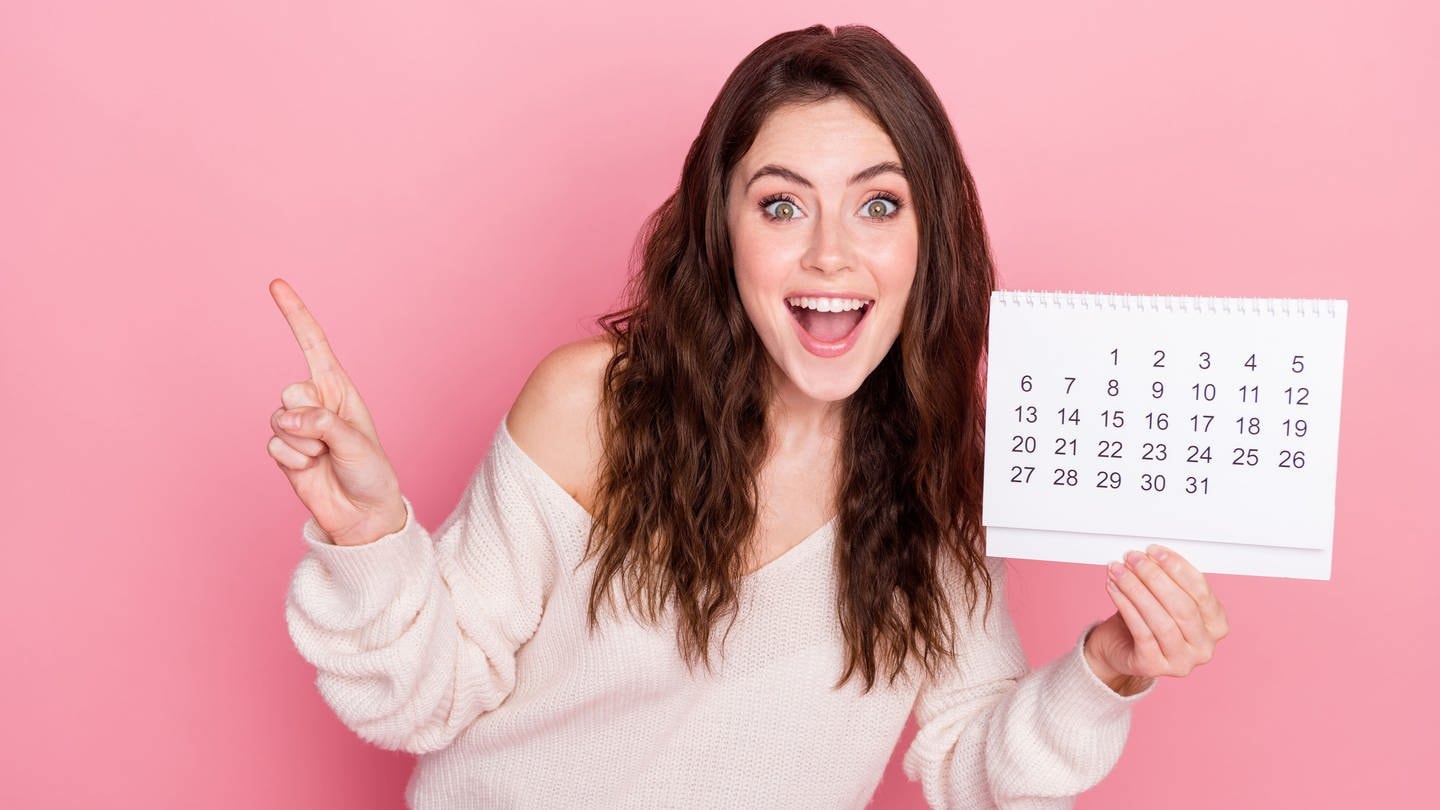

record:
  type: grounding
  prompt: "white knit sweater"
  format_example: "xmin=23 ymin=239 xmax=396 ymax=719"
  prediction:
xmin=285 ymin=417 xmax=1152 ymax=809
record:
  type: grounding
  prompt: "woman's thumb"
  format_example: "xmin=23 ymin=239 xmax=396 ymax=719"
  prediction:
xmin=280 ymin=380 xmax=322 ymax=409
xmin=278 ymin=406 xmax=369 ymax=462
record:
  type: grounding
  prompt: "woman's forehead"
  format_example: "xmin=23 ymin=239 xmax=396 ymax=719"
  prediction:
xmin=733 ymin=99 xmax=903 ymax=193
xmin=747 ymin=98 xmax=895 ymax=160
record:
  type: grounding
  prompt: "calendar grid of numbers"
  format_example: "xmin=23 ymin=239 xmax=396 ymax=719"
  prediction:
xmin=982 ymin=291 xmax=1347 ymax=580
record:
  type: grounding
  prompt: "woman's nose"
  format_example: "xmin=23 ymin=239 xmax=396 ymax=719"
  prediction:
xmin=802 ymin=210 xmax=853 ymax=275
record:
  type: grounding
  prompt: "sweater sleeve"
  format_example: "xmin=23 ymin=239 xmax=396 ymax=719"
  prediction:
xmin=903 ymin=557 xmax=1155 ymax=809
xmin=283 ymin=424 xmax=566 ymax=755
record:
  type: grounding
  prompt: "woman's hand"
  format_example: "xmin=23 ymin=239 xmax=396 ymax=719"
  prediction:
xmin=266 ymin=278 xmax=406 ymax=547
xmin=1083 ymin=545 xmax=1229 ymax=695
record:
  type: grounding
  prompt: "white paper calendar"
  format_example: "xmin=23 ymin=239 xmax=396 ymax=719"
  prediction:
xmin=982 ymin=291 xmax=1348 ymax=580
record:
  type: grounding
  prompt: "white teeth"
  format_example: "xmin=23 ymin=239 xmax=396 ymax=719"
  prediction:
xmin=784 ymin=296 xmax=871 ymax=312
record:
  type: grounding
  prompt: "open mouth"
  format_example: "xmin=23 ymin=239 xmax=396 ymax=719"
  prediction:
xmin=785 ymin=295 xmax=873 ymax=347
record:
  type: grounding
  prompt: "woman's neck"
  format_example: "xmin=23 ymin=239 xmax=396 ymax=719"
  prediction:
xmin=765 ymin=374 xmax=845 ymax=456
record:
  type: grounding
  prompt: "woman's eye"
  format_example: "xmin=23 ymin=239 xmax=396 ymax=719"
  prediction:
xmin=763 ymin=199 xmax=800 ymax=220
xmin=862 ymin=196 xmax=899 ymax=218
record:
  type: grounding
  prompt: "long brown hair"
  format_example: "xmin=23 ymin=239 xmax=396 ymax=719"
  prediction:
xmin=587 ymin=24 xmax=996 ymax=691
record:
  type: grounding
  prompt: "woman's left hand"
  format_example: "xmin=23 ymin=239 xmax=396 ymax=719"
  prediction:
xmin=1083 ymin=545 xmax=1229 ymax=695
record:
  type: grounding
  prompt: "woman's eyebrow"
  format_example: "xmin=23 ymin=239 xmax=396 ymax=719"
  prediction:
xmin=744 ymin=161 xmax=906 ymax=191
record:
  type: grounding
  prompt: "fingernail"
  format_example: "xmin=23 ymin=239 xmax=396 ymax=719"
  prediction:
xmin=1147 ymin=544 xmax=1169 ymax=561
xmin=1107 ymin=561 xmax=1126 ymax=580
xmin=1124 ymin=550 xmax=1145 ymax=567
xmin=280 ymin=411 xmax=300 ymax=429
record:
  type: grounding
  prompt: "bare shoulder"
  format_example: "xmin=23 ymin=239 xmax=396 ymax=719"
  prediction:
xmin=506 ymin=334 xmax=614 ymax=510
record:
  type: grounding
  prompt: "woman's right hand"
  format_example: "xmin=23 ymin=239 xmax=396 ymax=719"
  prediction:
xmin=266 ymin=278 xmax=407 ymax=547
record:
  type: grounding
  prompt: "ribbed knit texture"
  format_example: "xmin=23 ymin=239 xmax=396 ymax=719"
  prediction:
xmin=286 ymin=417 xmax=1153 ymax=809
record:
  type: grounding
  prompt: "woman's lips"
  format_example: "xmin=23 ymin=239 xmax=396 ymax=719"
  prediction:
xmin=786 ymin=297 xmax=872 ymax=358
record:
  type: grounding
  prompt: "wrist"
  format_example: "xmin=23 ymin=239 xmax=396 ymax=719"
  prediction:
xmin=331 ymin=498 xmax=408 ymax=547
xmin=1084 ymin=624 xmax=1153 ymax=697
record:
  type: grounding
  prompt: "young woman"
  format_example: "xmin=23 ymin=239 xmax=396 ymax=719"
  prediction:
xmin=269 ymin=24 xmax=1227 ymax=809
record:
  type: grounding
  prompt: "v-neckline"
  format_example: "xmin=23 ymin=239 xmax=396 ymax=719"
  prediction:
xmin=739 ymin=516 xmax=836 ymax=581
xmin=498 ymin=415 xmax=836 ymax=583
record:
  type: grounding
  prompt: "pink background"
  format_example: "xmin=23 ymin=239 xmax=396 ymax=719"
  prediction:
xmin=3 ymin=1 xmax=1435 ymax=807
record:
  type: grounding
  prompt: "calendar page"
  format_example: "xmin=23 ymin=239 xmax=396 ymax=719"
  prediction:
xmin=982 ymin=292 xmax=1348 ymax=580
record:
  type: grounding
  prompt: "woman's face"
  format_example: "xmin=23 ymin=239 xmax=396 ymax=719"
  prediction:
xmin=726 ymin=96 xmax=918 ymax=408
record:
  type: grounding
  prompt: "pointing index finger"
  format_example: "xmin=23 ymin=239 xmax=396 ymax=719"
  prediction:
xmin=269 ymin=278 xmax=343 ymax=378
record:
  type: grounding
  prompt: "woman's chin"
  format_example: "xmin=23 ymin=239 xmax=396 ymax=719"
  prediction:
xmin=762 ymin=329 xmax=898 ymax=409
xmin=774 ymin=361 xmax=873 ymax=406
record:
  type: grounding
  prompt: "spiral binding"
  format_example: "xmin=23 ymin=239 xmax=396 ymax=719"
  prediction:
xmin=991 ymin=291 xmax=1345 ymax=317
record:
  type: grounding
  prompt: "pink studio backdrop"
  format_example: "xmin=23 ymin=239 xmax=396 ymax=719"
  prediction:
xmin=2 ymin=1 xmax=1435 ymax=807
